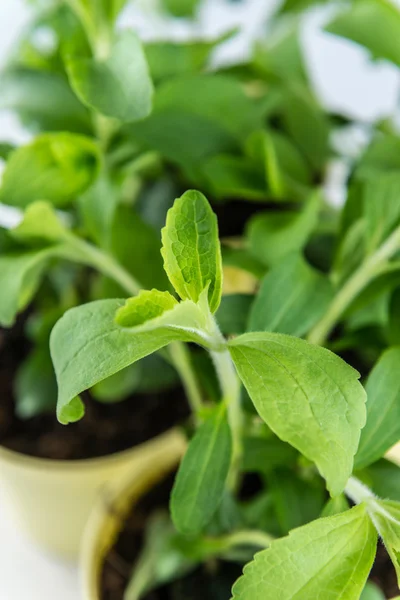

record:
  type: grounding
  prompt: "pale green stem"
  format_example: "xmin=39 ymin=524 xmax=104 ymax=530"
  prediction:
xmin=67 ymin=235 xmax=204 ymax=415
xmin=210 ymin=347 xmax=242 ymax=491
xmin=217 ymin=529 xmax=273 ymax=551
xmin=308 ymin=224 xmax=400 ymax=346
xmin=168 ymin=342 xmax=204 ymax=417
xmin=67 ymin=235 xmax=141 ymax=296
xmin=344 ymin=476 xmax=375 ymax=505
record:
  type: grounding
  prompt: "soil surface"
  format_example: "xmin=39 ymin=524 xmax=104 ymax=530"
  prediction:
xmin=0 ymin=316 xmax=189 ymax=461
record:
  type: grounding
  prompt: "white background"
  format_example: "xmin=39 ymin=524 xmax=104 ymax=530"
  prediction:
xmin=1 ymin=0 xmax=400 ymax=598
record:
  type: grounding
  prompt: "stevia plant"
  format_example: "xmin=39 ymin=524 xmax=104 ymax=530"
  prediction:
xmin=50 ymin=190 xmax=400 ymax=598
xmin=0 ymin=0 xmax=334 ymax=420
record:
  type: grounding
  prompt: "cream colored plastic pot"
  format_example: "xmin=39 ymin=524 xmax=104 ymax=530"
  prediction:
xmin=0 ymin=428 xmax=185 ymax=559
xmin=81 ymin=428 xmax=186 ymax=599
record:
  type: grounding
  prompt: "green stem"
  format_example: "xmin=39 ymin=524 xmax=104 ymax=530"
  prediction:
xmin=168 ymin=342 xmax=204 ymax=417
xmin=210 ymin=348 xmax=242 ymax=491
xmin=217 ymin=529 xmax=274 ymax=551
xmin=344 ymin=476 xmax=375 ymax=505
xmin=68 ymin=235 xmax=141 ymax=296
xmin=308 ymin=224 xmax=400 ymax=346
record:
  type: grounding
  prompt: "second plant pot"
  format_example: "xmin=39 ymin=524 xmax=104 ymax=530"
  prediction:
xmin=0 ymin=428 xmax=185 ymax=559
xmin=81 ymin=430 xmax=186 ymax=599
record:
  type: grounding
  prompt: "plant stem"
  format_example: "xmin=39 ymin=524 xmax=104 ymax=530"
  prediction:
xmin=344 ymin=476 xmax=375 ymax=505
xmin=210 ymin=347 xmax=242 ymax=491
xmin=168 ymin=342 xmax=204 ymax=417
xmin=68 ymin=235 xmax=141 ymax=296
xmin=218 ymin=529 xmax=274 ymax=550
xmin=308 ymin=224 xmax=400 ymax=346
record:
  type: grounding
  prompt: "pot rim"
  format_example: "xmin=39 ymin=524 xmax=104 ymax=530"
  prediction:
xmin=80 ymin=429 xmax=186 ymax=599
xmin=0 ymin=427 xmax=184 ymax=472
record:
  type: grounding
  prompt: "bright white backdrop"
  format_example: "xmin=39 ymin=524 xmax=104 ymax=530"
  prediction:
xmin=0 ymin=1 xmax=400 ymax=598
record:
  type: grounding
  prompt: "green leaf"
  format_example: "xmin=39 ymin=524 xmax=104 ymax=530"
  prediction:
xmin=363 ymin=173 xmax=400 ymax=253
xmin=145 ymin=36 xmax=225 ymax=83
xmin=280 ymin=85 xmax=330 ymax=172
xmin=14 ymin=347 xmax=57 ymax=419
xmin=360 ymin=459 xmax=400 ymax=501
xmin=116 ymin=289 xmax=178 ymax=327
xmin=229 ymin=332 xmax=367 ymax=496
xmin=242 ymin=436 xmax=297 ymax=475
xmin=360 ymin=582 xmax=386 ymax=600
xmin=248 ymin=254 xmax=333 ymax=337
xmin=357 ymin=132 xmax=400 ymax=178
xmin=253 ymin=23 xmax=308 ymax=83
xmin=216 ymin=294 xmax=253 ymax=336
xmin=0 ymin=133 xmax=100 ymax=208
xmin=91 ymin=354 xmax=178 ymax=402
xmin=247 ymin=193 xmax=320 ymax=267
xmin=67 ymin=31 xmax=153 ymax=122
xmin=389 ymin=288 xmax=400 ymax=345
xmin=11 ymin=201 xmax=68 ymax=243
xmin=162 ymin=0 xmax=200 ymax=17
xmin=202 ymin=155 xmax=267 ymax=201
xmin=368 ymin=499 xmax=400 ymax=586
xmin=78 ymin=173 xmax=118 ymax=248
xmin=161 ymin=191 xmax=222 ymax=313
xmin=269 ymin=469 xmax=325 ymax=534
xmin=321 ymin=495 xmax=350 ymax=518
xmin=231 ymin=504 xmax=377 ymax=600
xmin=110 ymin=205 xmax=169 ymax=291
xmin=246 ymin=130 xmax=311 ymax=201
xmin=355 ymin=348 xmax=400 ymax=470
xmin=129 ymin=74 xmax=263 ymax=173
xmin=0 ymin=67 xmax=92 ymax=133
xmin=50 ymin=297 xmax=210 ymax=423
xmin=325 ymin=0 xmax=400 ymax=68
xmin=0 ymin=248 xmax=61 ymax=327
xmin=170 ymin=405 xmax=232 ymax=535
xmin=278 ymin=0 xmax=330 ymax=15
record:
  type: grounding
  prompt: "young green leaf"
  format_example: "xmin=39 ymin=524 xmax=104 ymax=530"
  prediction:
xmin=51 ymin=295 xmax=210 ymax=423
xmin=325 ymin=0 xmax=400 ymax=68
xmin=161 ymin=191 xmax=222 ymax=313
xmin=248 ymin=254 xmax=333 ymax=337
xmin=368 ymin=499 xmax=400 ymax=586
xmin=0 ymin=133 xmax=100 ymax=207
xmin=246 ymin=193 xmax=320 ymax=267
xmin=14 ymin=347 xmax=57 ymax=419
xmin=170 ymin=405 xmax=232 ymax=535
xmin=363 ymin=173 xmax=400 ymax=253
xmin=162 ymin=0 xmax=200 ymax=17
xmin=246 ymin=130 xmax=311 ymax=201
xmin=231 ymin=504 xmax=377 ymax=599
xmin=0 ymin=248 xmax=62 ymax=327
xmin=321 ymin=494 xmax=350 ymax=518
xmin=355 ymin=348 xmax=400 ymax=470
xmin=360 ymin=582 xmax=385 ymax=600
xmin=129 ymin=74 xmax=263 ymax=173
xmin=229 ymin=332 xmax=367 ymax=496
xmin=115 ymin=289 xmax=178 ymax=327
xmin=67 ymin=31 xmax=153 ymax=122
xmin=11 ymin=201 xmax=68 ymax=243
xmin=0 ymin=67 xmax=92 ymax=134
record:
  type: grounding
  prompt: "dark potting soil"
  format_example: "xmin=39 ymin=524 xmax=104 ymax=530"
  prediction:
xmin=101 ymin=473 xmax=243 ymax=600
xmin=0 ymin=316 xmax=189 ymax=461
